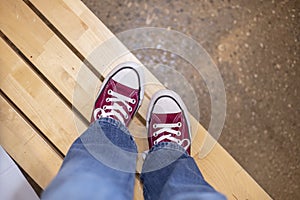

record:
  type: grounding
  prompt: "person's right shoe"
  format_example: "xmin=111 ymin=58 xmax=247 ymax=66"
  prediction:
xmin=146 ymin=90 xmax=192 ymax=154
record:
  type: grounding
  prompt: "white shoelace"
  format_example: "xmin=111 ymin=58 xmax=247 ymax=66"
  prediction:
xmin=153 ymin=122 xmax=191 ymax=151
xmin=93 ymin=89 xmax=136 ymax=124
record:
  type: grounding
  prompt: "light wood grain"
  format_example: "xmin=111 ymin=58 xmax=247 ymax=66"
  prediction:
xmin=0 ymin=0 xmax=97 ymax=121
xmin=0 ymin=95 xmax=63 ymax=188
xmin=0 ymin=38 xmax=85 ymax=154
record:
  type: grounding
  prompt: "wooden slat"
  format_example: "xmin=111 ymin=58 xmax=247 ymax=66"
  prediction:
xmin=0 ymin=0 xmax=97 ymax=121
xmin=0 ymin=38 xmax=86 ymax=154
xmin=26 ymin=0 xmax=271 ymax=199
xmin=0 ymin=95 xmax=63 ymax=189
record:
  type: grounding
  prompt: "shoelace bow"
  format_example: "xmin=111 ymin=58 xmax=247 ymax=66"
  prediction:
xmin=152 ymin=122 xmax=190 ymax=150
xmin=93 ymin=89 xmax=136 ymax=124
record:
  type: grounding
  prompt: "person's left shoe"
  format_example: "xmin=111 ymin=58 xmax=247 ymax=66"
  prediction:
xmin=146 ymin=90 xmax=192 ymax=154
xmin=91 ymin=62 xmax=144 ymax=127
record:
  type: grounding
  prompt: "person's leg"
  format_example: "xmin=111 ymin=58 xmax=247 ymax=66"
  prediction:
xmin=141 ymin=90 xmax=226 ymax=200
xmin=42 ymin=118 xmax=137 ymax=200
xmin=141 ymin=143 xmax=226 ymax=200
xmin=42 ymin=62 xmax=144 ymax=200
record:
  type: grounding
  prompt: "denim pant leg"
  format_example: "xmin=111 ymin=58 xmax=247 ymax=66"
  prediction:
xmin=42 ymin=118 xmax=137 ymax=200
xmin=141 ymin=142 xmax=226 ymax=200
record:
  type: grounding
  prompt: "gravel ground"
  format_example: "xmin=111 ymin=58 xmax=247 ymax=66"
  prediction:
xmin=82 ymin=0 xmax=300 ymax=199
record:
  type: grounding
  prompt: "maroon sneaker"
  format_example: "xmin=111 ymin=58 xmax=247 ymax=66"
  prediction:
xmin=146 ymin=90 xmax=192 ymax=154
xmin=91 ymin=62 xmax=144 ymax=127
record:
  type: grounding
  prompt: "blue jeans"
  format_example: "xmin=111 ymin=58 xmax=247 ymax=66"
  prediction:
xmin=42 ymin=118 xmax=226 ymax=200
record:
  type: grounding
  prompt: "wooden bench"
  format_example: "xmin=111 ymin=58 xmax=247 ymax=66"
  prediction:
xmin=0 ymin=0 xmax=271 ymax=199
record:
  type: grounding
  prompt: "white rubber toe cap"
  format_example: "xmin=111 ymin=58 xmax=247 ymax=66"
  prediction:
xmin=152 ymin=97 xmax=181 ymax=114
xmin=112 ymin=68 xmax=139 ymax=89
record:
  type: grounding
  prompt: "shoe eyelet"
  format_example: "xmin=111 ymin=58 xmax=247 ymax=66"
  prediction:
xmin=103 ymin=105 xmax=107 ymax=110
xmin=177 ymin=140 xmax=181 ymax=144
xmin=128 ymin=107 xmax=132 ymax=112
xmin=154 ymin=141 xmax=157 ymax=145
xmin=125 ymin=114 xmax=128 ymax=119
xmin=177 ymin=122 xmax=182 ymax=127
xmin=131 ymin=99 xmax=136 ymax=104
xmin=153 ymin=124 xmax=157 ymax=129
xmin=153 ymin=132 xmax=157 ymax=137
xmin=106 ymin=98 xmax=110 ymax=102
xmin=108 ymin=89 xmax=112 ymax=95
xmin=177 ymin=131 xmax=181 ymax=136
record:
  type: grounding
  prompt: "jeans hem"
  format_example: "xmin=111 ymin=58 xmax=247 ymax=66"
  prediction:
xmin=97 ymin=117 xmax=131 ymax=136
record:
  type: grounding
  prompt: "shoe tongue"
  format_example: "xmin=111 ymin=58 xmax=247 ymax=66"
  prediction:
xmin=107 ymin=79 xmax=139 ymax=127
xmin=152 ymin=112 xmax=182 ymax=124
xmin=152 ymin=112 xmax=190 ymax=155
xmin=111 ymin=79 xmax=136 ymax=96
